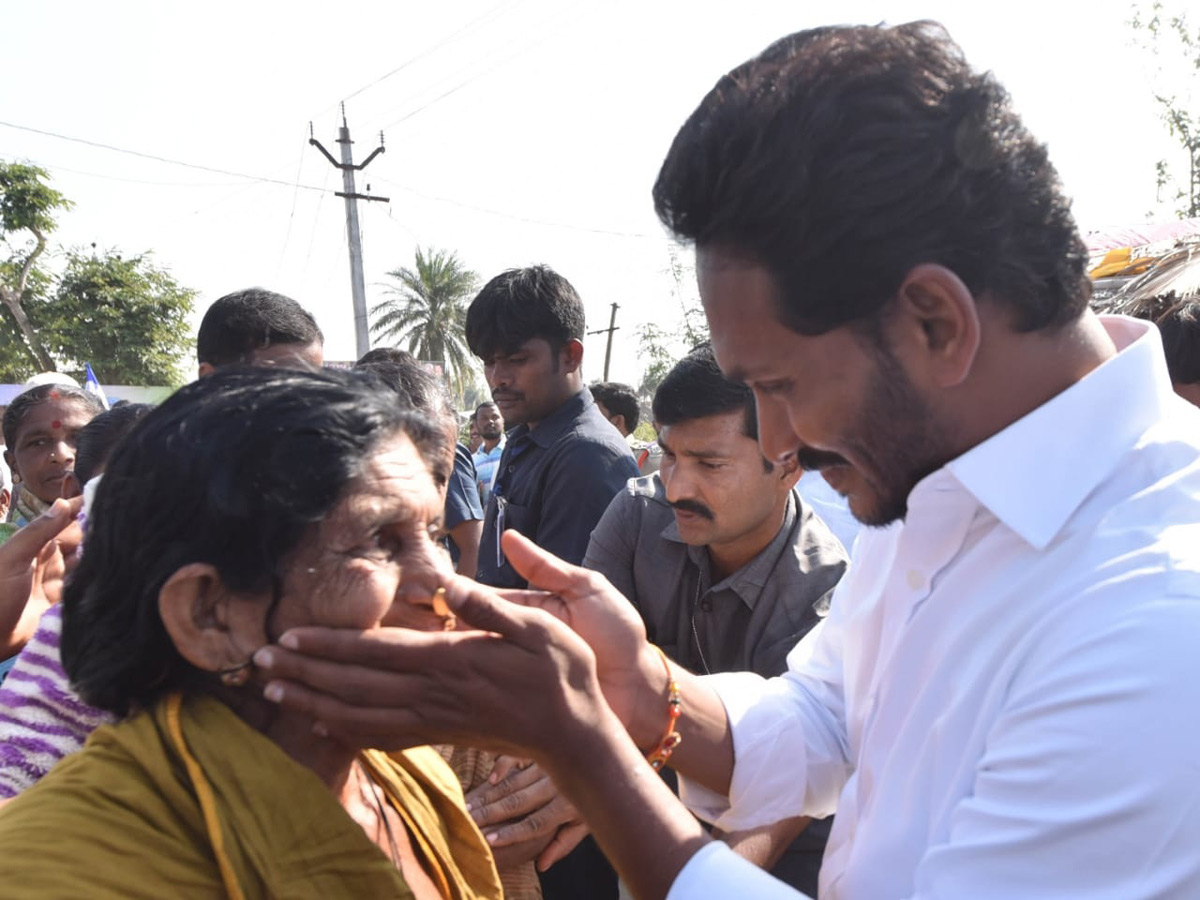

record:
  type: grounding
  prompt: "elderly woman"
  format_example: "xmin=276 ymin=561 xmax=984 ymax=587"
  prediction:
xmin=0 ymin=368 xmax=501 ymax=899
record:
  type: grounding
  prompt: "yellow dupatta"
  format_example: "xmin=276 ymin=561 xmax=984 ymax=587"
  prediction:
xmin=0 ymin=693 xmax=501 ymax=899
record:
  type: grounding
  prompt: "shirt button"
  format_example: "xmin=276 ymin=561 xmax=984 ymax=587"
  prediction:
xmin=700 ymin=599 xmax=713 ymax=612
xmin=507 ymin=464 xmax=515 ymax=473
xmin=906 ymin=569 xmax=924 ymax=590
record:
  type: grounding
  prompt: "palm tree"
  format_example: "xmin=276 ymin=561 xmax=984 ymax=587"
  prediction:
xmin=370 ymin=247 xmax=479 ymax=402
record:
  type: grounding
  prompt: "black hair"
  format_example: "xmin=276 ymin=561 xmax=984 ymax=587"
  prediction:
xmin=652 ymin=21 xmax=1091 ymax=336
xmin=653 ymin=343 xmax=771 ymax=472
xmin=61 ymin=367 xmax=448 ymax=716
xmin=355 ymin=358 xmax=456 ymax=428
xmin=474 ymin=400 xmax=499 ymax=418
xmin=1157 ymin=299 xmax=1200 ymax=385
xmin=74 ymin=403 xmax=153 ymax=485
xmin=357 ymin=346 xmax=414 ymax=366
xmin=590 ymin=382 xmax=640 ymax=432
xmin=196 ymin=288 xmax=324 ymax=367
xmin=465 ymin=265 xmax=586 ymax=360
xmin=2 ymin=384 xmax=106 ymax=450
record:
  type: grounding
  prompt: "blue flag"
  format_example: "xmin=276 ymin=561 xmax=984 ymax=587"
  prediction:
xmin=84 ymin=363 xmax=110 ymax=410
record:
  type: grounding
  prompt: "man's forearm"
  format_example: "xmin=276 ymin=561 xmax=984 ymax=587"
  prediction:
xmin=626 ymin=645 xmax=736 ymax=797
xmin=544 ymin=703 xmax=713 ymax=900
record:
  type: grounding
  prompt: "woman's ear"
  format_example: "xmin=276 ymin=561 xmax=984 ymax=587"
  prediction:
xmin=158 ymin=563 xmax=256 ymax=673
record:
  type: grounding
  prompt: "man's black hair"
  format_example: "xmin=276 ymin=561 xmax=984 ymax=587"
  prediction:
xmin=61 ymin=367 xmax=448 ymax=717
xmin=74 ymin=403 xmax=153 ymax=486
xmin=465 ymin=265 xmax=585 ymax=361
xmin=196 ymin=288 xmax=324 ymax=367
xmin=652 ymin=21 xmax=1091 ymax=336
xmin=355 ymin=357 xmax=457 ymax=459
xmin=590 ymin=382 xmax=640 ymax=432
xmin=3 ymin=384 xmax=105 ymax=450
xmin=653 ymin=344 xmax=772 ymax=478
xmin=357 ymin=346 xmax=414 ymax=366
xmin=1157 ymin=298 xmax=1200 ymax=385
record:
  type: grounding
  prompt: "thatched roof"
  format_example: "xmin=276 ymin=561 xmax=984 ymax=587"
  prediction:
xmin=1090 ymin=239 xmax=1200 ymax=318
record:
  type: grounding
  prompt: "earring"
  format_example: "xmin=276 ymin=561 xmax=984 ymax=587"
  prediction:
xmin=218 ymin=661 xmax=253 ymax=687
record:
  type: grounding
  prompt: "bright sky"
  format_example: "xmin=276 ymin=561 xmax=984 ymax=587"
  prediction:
xmin=1 ymin=0 xmax=1183 ymax=386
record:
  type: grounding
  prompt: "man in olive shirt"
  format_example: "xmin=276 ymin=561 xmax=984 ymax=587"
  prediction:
xmin=583 ymin=343 xmax=847 ymax=896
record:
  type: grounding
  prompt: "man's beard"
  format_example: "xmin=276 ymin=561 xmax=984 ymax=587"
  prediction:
xmin=480 ymin=426 xmax=503 ymax=441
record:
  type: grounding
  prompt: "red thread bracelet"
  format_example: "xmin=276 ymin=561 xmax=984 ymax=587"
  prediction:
xmin=646 ymin=645 xmax=682 ymax=771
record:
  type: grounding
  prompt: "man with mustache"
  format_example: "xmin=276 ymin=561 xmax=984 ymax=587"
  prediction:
xmin=583 ymin=343 xmax=846 ymax=896
xmin=465 ymin=264 xmax=638 ymax=900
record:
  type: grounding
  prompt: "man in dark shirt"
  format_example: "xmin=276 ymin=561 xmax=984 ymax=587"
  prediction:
xmin=468 ymin=265 xmax=638 ymax=590
xmin=584 ymin=343 xmax=847 ymax=897
xmin=466 ymin=265 xmax=638 ymax=898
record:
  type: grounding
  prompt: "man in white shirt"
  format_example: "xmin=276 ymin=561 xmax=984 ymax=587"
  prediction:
xmin=254 ymin=20 xmax=1200 ymax=899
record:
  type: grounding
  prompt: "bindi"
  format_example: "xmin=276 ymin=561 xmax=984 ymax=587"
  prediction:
xmin=51 ymin=420 xmax=62 ymax=430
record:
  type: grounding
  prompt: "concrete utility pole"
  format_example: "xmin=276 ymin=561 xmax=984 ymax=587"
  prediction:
xmin=309 ymin=106 xmax=389 ymax=358
xmin=587 ymin=302 xmax=620 ymax=381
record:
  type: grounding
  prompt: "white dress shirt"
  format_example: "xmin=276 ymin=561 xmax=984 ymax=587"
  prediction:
xmin=670 ymin=316 xmax=1200 ymax=899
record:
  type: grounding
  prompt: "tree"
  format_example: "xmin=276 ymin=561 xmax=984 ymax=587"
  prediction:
xmin=637 ymin=245 xmax=709 ymax=399
xmin=1131 ymin=2 xmax=1200 ymax=218
xmin=371 ymin=247 xmax=479 ymax=402
xmin=0 ymin=163 xmax=72 ymax=371
xmin=38 ymin=249 xmax=194 ymax=386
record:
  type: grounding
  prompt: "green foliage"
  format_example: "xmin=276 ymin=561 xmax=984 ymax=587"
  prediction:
xmin=637 ymin=306 xmax=708 ymax=399
xmin=38 ymin=250 xmax=195 ymax=386
xmin=632 ymin=420 xmax=657 ymax=442
xmin=1131 ymin=2 xmax=1200 ymax=218
xmin=0 ymin=163 xmax=71 ymax=238
xmin=0 ymin=164 xmax=196 ymax=385
xmin=371 ymin=246 xmax=480 ymax=403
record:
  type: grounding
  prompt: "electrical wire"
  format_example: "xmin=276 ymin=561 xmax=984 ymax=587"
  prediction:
xmin=0 ymin=153 xmax=247 ymax=188
xmin=335 ymin=0 xmax=526 ymax=108
xmin=0 ymin=119 xmax=332 ymax=193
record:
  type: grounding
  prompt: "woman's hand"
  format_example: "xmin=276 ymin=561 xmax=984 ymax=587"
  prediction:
xmin=0 ymin=497 xmax=83 ymax=658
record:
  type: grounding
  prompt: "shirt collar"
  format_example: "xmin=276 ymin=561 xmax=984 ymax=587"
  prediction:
xmin=511 ymin=388 xmax=593 ymax=449
xmin=942 ymin=315 xmax=1175 ymax=550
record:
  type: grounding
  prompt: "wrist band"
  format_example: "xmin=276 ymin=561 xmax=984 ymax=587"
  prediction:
xmin=646 ymin=645 xmax=683 ymax=771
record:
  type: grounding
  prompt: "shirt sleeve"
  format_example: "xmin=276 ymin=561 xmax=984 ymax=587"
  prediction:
xmin=444 ymin=445 xmax=484 ymax=531
xmin=582 ymin=487 xmax=640 ymax=607
xmin=536 ymin=440 xmax=639 ymax=567
xmin=667 ymin=842 xmax=813 ymax=900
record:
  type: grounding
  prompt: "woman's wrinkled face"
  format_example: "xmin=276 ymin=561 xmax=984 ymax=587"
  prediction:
xmin=269 ymin=432 xmax=455 ymax=636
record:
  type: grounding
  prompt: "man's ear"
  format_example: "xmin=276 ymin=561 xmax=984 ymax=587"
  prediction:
xmin=158 ymin=563 xmax=252 ymax=673
xmin=777 ymin=454 xmax=803 ymax=490
xmin=4 ymin=449 xmax=16 ymax=482
xmin=560 ymin=339 xmax=585 ymax=374
xmin=891 ymin=263 xmax=981 ymax=389
xmin=197 ymin=362 xmax=216 ymax=379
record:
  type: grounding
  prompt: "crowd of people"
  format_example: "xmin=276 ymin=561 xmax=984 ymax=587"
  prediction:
xmin=1 ymin=18 xmax=1200 ymax=900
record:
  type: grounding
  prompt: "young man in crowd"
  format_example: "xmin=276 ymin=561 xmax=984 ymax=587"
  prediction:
xmin=584 ymin=344 xmax=846 ymax=897
xmin=257 ymin=22 xmax=1200 ymax=899
xmin=465 ymin=264 xmax=638 ymax=900
xmin=472 ymin=400 xmax=506 ymax=506
xmin=590 ymin=382 xmax=639 ymax=438
xmin=196 ymin=287 xmax=324 ymax=376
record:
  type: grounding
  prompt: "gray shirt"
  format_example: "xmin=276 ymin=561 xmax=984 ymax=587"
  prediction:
xmin=584 ymin=474 xmax=848 ymax=679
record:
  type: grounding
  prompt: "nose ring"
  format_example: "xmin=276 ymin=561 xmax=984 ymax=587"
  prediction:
xmin=432 ymin=587 xmax=456 ymax=632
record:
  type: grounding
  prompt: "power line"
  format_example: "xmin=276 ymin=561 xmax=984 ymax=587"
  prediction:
xmin=376 ymin=4 xmax=598 ymax=133
xmin=0 ymin=153 xmax=247 ymax=189
xmin=336 ymin=0 xmax=526 ymax=108
xmin=371 ymin=174 xmax=656 ymax=239
xmin=0 ymin=119 xmax=333 ymax=193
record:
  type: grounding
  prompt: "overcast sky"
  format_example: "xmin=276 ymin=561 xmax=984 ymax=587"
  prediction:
xmin=1 ymin=0 xmax=1183 ymax=385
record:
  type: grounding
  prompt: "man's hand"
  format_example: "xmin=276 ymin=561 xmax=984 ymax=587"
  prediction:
xmin=255 ymin=573 xmax=612 ymax=758
xmin=465 ymin=758 xmax=589 ymax=871
xmin=493 ymin=530 xmax=668 ymax=745
xmin=0 ymin=497 xmax=83 ymax=657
